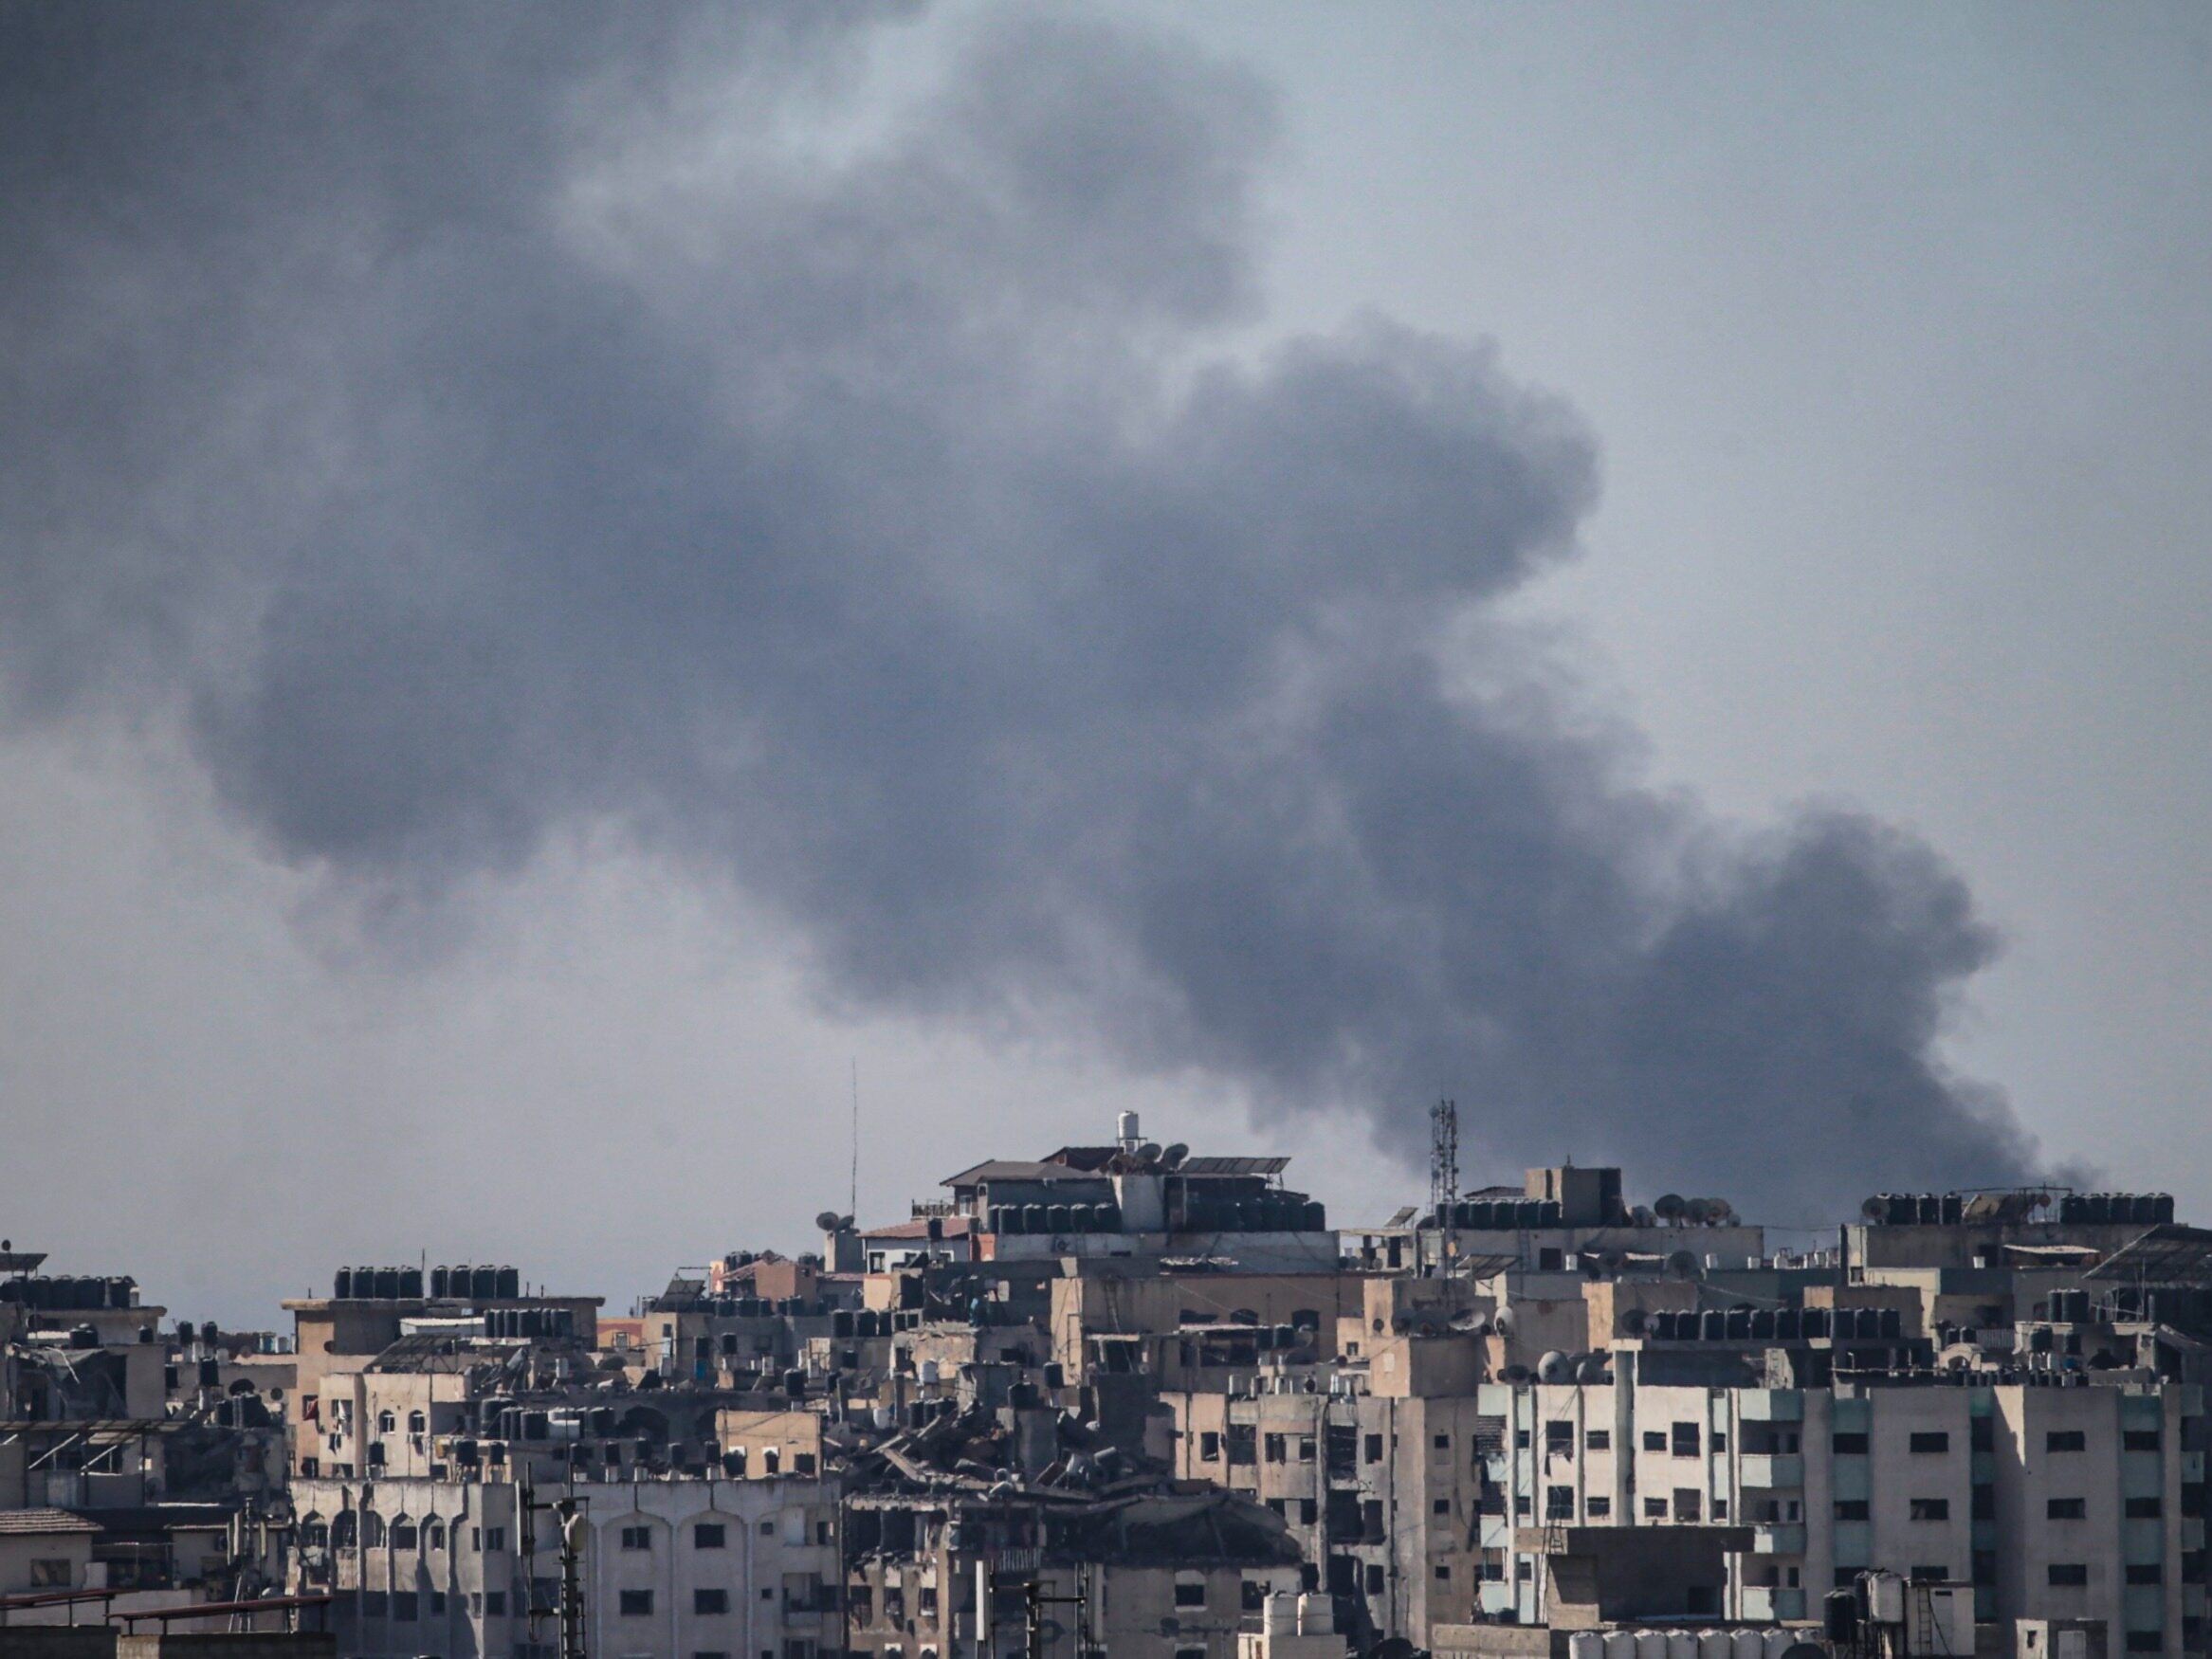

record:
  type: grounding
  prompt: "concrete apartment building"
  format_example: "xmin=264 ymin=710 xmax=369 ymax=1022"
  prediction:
xmin=289 ymin=1472 xmax=841 ymax=1659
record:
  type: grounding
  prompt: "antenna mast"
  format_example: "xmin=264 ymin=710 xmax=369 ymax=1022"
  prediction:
xmin=1431 ymin=1098 xmax=1459 ymax=1271
xmin=850 ymin=1058 xmax=860 ymax=1221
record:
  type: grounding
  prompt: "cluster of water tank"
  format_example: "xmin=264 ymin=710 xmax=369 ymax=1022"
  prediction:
xmin=1177 ymin=1194 xmax=1327 ymax=1234
xmin=2058 ymin=1194 xmax=2176 ymax=1225
xmin=1434 ymin=1199 xmax=1564 ymax=1230
xmin=2041 ymin=1286 xmax=2207 ymax=1326
xmin=990 ymin=1201 xmax=1123 ymax=1235
xmin=1 ymin=1275 xmax=137 ymax=1309
xmin=1644 ymin=1305 xmax=1902 ymax=1342
xmin=694 ymin=1295 xmax=822 ymax=1319
xmin=478 ymin=1401 xmax=612 ymax=1440
xmin=483 ymin=1306 xmax=575 ymax=1340
xmin=1566 ymin=1627 xmax=1819 ymax=1659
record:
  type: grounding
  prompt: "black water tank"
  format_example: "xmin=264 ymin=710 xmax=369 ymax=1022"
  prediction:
xmin=430 ymin=1267 xmax=449 ymax=1299
xmin=471 ymin=1267 xmax=497 ymax=1301
xmin=335 ymin=1268 xmax=354 ymax=1299
xmin=497 ymin=1267 xmax=521 ymax=1300
xmin=1701 ymin=1310 xmax=1726 ymax=1341
xmin=397 ymin=1267 xmax=423 ymax=1300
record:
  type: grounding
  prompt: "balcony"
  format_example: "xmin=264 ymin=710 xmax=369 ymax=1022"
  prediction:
xmin=1742 ymin=1587 xmax=1806 ymax=1621
xmin=1739 ymin=1391 xmax=1804 ymax=1423
xmin=1751 ymin=1524 xmax=1806 ymax=1556
xmin=1739 ymin=1454 xmax=1804 ymax=1490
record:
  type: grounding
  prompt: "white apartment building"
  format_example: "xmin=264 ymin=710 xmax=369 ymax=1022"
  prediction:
xmin=1475 ymin=1376 xmax=2206 ymax=1655
xmin=290 ymin=1472 xmax=842 ymax=1659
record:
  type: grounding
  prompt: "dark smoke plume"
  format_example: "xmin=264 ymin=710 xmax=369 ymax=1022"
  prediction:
xmin=0 ymin=3 xmax=2059 ymax=1216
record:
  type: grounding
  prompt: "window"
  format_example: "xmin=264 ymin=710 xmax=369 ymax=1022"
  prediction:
xmin=1643 ymin=1431 xmax=1667 ymax=1452
xmin=698 ymin=1652 xmax=730 ymax=1659
xmin=620 ymin=1591 xmax=654 ymax=1617
xmin=1546 ymin=1422 xmax=1574 ymax=1454
xmin=2047 ymin=1564 xmax=2089 ymax=1587
xmin=27 ymin=1561 xmax=71 ymax=1588
xmin=2129 ymin=1564 xmax=2165 ymax=1586
xmin=621 ymin=1525 xmax=652 ymax=1551
xmin=1586 ymin=1429 xmax=1610 ymax=1451
xmin=763 ymin=1450 xmax=779 ymax=1474
xmin=1515 ymin=1428 xmax=1530 ymax=1449
xmin=794 ymin=1453 xmax=815 ymax=1475
xmin=1514 ymin=1492 xmax=1531 ymax=1515
xmin=1674 ymin=1489 xmax=1702 ymax=1522
xmin=2125 ymin=1431 xmax=2163 ymax=1452
xmin=425 ymin=1522 xmax=446 ymax=1551
xmin=390 ymin=1521 xmax=418 ymax=1550
xmin=1434 ymin=1433 xmax=1451 ymax=1450
xmin=1836 ymin=1501 xmax=1870 ymax=1521
xmin=1908 ymin=1567 xmax=1948 ymax=1585
xmin=2048 ymin=1498 xmax=2086 ymax=1520
xmin=1435 ymin=1564 xmax=1450 ymax=1581
xmin=759 ymin=1521 xmax=775 ymax=1535
xmin=1199 ymin=1431 xmax=1219 ymax=1462
xmin=1910 ymin=1432 xmax=1950 ymax=1454
xmin=484 ymin=1527 xmax=505 ymax=1552
xmin=1175 ymin=1579 xmax=1206 ymax=1609
xmin=1516 ymin=1559 xmax=1533 ymax=1582
xmin=695 ymin=1589 xmax=729 ymax=1615
xmin=2123 ymin=1637 xmax=2162 ymax=1655
xmin=377 ymin=1411 xmax=396 ymax=1433
xmin=1242 ymin=1581 xmax=1267 ymax=1613
xmin=1672 ymin=1423 xmax=1700 ymax=1457
xmin=1434 ymin=1498 xmax=1451 ymax=1516
xmin=1265 ymin=1433 xmax=1287 ymax=1463
xmin=362 ymin=1592 xmax=389 ymax=1619
xmin=2128 ymin=1497 xmax=2164 ymax=1519
xmin=1712 ymin=1500 xmax=1728 ymax=1520
xmin=393 ymin=1593 xmax=419 ymax=1622
xmin=430 ymin=1592 xmax=446 ymax=1614
xmin=1364 ymin=1433 xmax=1383 ymax=1464
xmin=695 ymin=1523 xmax=726 ymax=1549
xmin=1711 ymin=1431 xmax=1727 ymax=1452
xmin=1299 ymin=1436 xmax=1315 ymax=1463
xmin=1365 ymin=1565 xmax=1384 ymax=1595
xmin=2047 ymin=1431 xmax=2087 ymax=1452
xmin=1973 ymin=1486 xmax=1996 ymax=1520
xmin=1227 ymin=1426 xmax=1256 ymax=1467
xmin=1833 ymin=1432 xmax=1869 ymax=1455
xmin=1546 ymin=1486 xmax=1575 ymax=1521
xmin=1299 ymin=1499 xmax=1316 ymax=1525
xmin=1644 ymin=1497 xmax=1669 ymax=1519
xmin=1910 ymin=1499 xmax=1950 ymax=1522
xmin=408 ymin=1410 xmax=427 ymax=1433
xmin=1586 ymin=1496 xmax=1611 ymax=1518
xmin=361 ymin=1512 xmax=386 ymax=1548
xmin=1178 ymin=1650 xmax=1208 ymax=1659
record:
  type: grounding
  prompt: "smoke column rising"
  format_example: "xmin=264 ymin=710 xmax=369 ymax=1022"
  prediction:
xmin=0 ymin=2 xmax=2062 ymax=1216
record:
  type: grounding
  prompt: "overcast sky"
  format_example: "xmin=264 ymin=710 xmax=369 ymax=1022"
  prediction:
xmin=2 ymin=2 xmax=2206 ymax=1327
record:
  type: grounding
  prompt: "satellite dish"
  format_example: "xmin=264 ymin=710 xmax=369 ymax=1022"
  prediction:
xmin=814 ymin=1212 xmax=843 ymax=1233
xmin=1581 ymin=1255 xmax=1605 ymax=1280
xmin=1654 ymin=1194 xmax=1687 ymax=1224
xmin=1861 ymin=1194 xmax=1892 ymax=1223
xmin=1537 ymin=1350 xmax=1572 ymax=1384
xmin=1161 ymin=1143 xmax=1190 ymax=1169
xmin=839 ymin=1214 xmax=855 ymax=1231
xmin=1138 ymin=1142 xmax=1162 ymax=1163
xmin=1599 ymin=1250 xmax=1626 ymax=1275
xmin=1619 ymin=1307 xmax=1648 ymax=1337
xmin=1501 ymin=1364 xmax=1531 ymax=1383
xmin=1684 ymin=1198 xmax=1712 ymax=1226
xmin=1705 ymin=1199 xmax=1735 ymax=1225
xmin=1782 ymin=1644 xmax=1827 ymax=1659
xmin=1630 ymin=1206 xmax=1655 ymax=1228
xmin=1666 ymin=1249 xmax=1703 ymax=1282
xmin=1493 ymin=1307 xmax=1517 ymax=1338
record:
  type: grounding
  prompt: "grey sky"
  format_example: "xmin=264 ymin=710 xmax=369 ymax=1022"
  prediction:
xmin=1 ymin=3 xmax=2205 ymax=1325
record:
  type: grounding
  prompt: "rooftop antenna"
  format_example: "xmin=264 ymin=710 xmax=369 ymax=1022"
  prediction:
xmin=1430 ymin=1099 xmax=1459 ymax=1271
xmin=1429 ymin=1099 xmax=1459 ymax=1213
xmin=849 ymin=1057 xmax=860 ymax=1223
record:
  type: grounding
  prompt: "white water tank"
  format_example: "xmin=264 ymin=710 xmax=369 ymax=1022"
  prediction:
xmin=1262 ymin=1595 xmax=1296 ymax=1636
xmin=1731 ymin=1629 xmax=1766 ymax=1659
xmin=1604 ymin=1632 xmax=1638 ymax=1659
xmin=1117 ymin=1110 xmax=1142 ymax=1147
xmin=1636 ymin=1630 xmax=1672 ymax=1659
xmin=1700 ymin=1631 xmax=1733 ymax=1659
xmin=1571 ymin=1633 xmax=1605 ymax=1659
xmin=1669 ymin=1630 xmax=1699 ymax=1659
xmin=1763 ymin=1630 xmax=1796 ymax=1659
